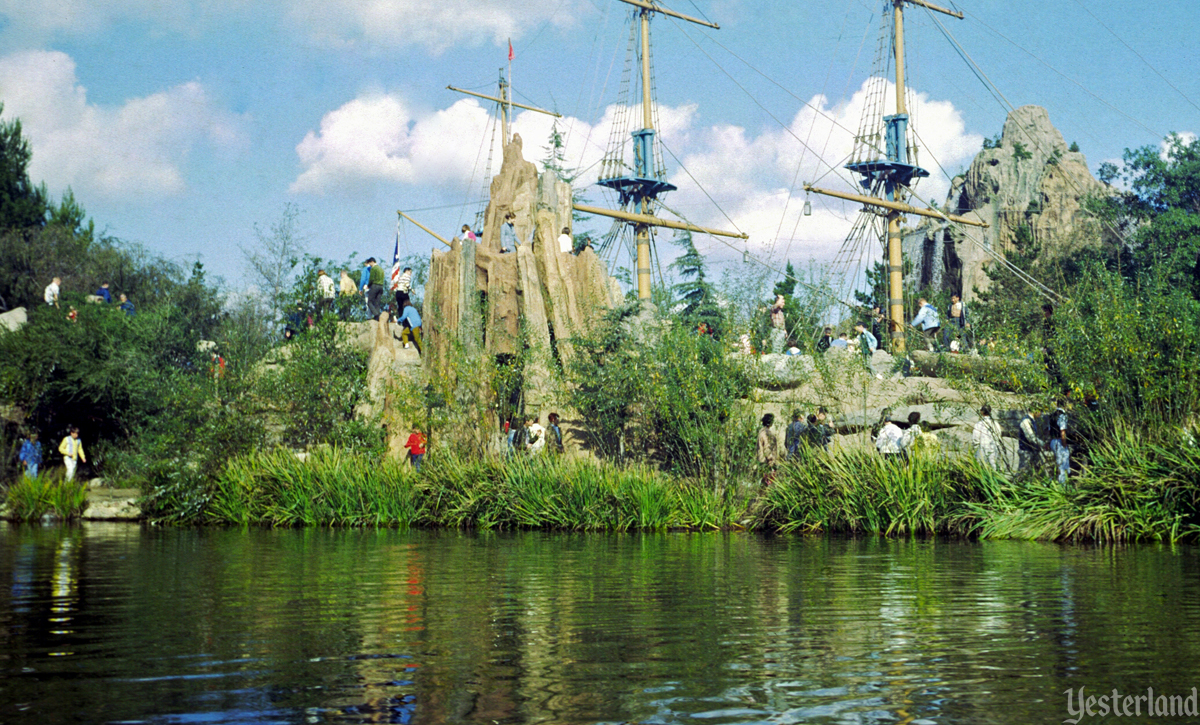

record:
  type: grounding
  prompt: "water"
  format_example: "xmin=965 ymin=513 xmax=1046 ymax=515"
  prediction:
xmin=2 ymin=524 xmax=1198 ymax=724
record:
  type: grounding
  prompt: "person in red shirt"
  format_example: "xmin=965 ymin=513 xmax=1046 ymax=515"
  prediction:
xmin=404 ymin=426 xmax=427 ymax=471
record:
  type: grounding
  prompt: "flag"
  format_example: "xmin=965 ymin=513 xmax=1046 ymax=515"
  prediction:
xmin=508 ymin=39 xmax=514 ymax=61
xmin=389 ymin=225 xmax=401 ymax=290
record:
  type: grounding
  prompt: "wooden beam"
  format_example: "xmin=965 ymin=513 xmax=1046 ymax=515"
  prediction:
xmin=903 ymin=0 xmax=964 ymax=20
xmin=802 ymin=185 xmax=988 ymax=228
xmin=574 ymin=203 xmax=748 ymax=239
xmin=398 ymin=211 xmax=453 ymax=248
xmin=615 ymin=0 xmax=720 ymax=29
xmin=446 ymin=87 xmax=561 ymax=118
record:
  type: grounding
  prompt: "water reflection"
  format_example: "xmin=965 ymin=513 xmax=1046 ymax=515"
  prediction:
xmin=0 ymin=525 xmax=1198 ymax=724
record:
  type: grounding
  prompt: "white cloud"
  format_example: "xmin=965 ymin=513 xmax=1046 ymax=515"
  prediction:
xmin=0 ymin=49 xmax=245 ymax=199
xmin=284 ymin=0 xmax=584 ymax=52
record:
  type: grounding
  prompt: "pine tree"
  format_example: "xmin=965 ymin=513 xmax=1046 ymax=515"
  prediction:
xmin=671 ymin=232 xmax=724 ymax=336
xmin=0 ymin=104 xmax=48 ymax=231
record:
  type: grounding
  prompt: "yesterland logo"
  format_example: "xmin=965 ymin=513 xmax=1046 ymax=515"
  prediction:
xmin=1064 ymin=686 xmax=1198 ymax=723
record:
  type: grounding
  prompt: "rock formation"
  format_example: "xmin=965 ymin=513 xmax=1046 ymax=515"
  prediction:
xmin=424 ymin=134 xmax=623 ymax=432
xmin=905 ymin=105 xmax=1110 ymax=302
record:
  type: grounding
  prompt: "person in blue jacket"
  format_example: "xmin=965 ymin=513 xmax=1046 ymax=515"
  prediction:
xmin=398 ymin=301 xmax=423 ymax=354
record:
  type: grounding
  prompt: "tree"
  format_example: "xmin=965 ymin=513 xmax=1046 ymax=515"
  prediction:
xmin=242 ymin=202 xmax=308 ymax=316
xmin=0 ymin=104 xmax=47 ymax=231
xmin=670 ymin=231 xmax=723 ymax=335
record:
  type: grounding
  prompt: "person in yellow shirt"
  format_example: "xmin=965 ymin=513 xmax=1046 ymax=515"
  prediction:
xmin=58 ymin=427 xmax=86 ymax=482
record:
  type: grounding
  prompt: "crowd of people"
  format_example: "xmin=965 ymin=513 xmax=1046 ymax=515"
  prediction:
xmin=502 ymin=414 xmax=565 ymax=457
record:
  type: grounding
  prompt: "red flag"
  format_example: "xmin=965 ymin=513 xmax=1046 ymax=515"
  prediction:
xmin=508 ymin=39 xmax=514 ymax=61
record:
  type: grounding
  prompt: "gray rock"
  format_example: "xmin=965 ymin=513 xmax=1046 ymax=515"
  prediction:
xmin=0 ymin=306 xmax=27 ymax=333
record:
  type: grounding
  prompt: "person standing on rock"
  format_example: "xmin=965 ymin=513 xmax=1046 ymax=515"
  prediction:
xmin=817 ymin=327 xmax=833 ymax=353
xmin=784 ymin=410 xmax=807 ymax=459
xmin=547 ymin=413 xmax=564 ymax=454
xmin=944 ymin=294 xmax=970 ymax=350
xmin=557 ymin=227 xmax=573 ymax=254
xmin=972 ymin=404 xmax=1005 ymax=470
xmin=526 ymin=417 xmax=546 ymax=455
xmin=460 ymin=224 xmax=477 ymax=242
xmin=870 ymin=305 xmax=887 ymax=352
xmin=1017 ymin=408 xmax=1045 ymax=476
xmin=58 ymin=427 xmax=86 ymax=482
xmin=316 ymin=269 xmax=335 ymax=315
xmin=404 ymin=426 xmax=427 ymax=472
xmin=768 ymin=295 xmax=786 ymax=354
xmin=95 ymin=282 xmax=113 ymax=304
xmin=911 ymin=298 xmax=941 ymax=351
xmin=363 ymin=257 xmax=386 ymax=319
xmin=19 ymin=432 xmax=42 ymax=478
xmin=44 ymin=277 xmax=61 ymax=307
xmin=854 ymin=323 xmax=877 ymax=359
xmin=393 ymin=266 xmax=413 ymax=312
xmin=501 ymin=212 xmax=518 ymax=253
xmin=397 ymin=301 xmax=423 ymax=354
xmin=1049 ymin=400 xmax=1071 ymax=485
xmin=757 ymin=413 xmax=779 ymax=484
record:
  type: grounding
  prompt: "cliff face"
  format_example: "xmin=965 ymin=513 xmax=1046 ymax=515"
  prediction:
xmin=425 ymin=134 xmax=622 ymax=421
xmin=906 ymin=105 xmax=1109 ymax=302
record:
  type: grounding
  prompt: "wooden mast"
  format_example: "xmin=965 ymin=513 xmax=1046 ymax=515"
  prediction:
xmin=581 ymin=0 xmax=740 ymax=301
xmin=805 ymin=0 xmax=977 ymax=353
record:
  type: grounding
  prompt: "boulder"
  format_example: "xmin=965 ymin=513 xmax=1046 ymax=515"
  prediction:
xmin=0 ymin=306 xmax=27 ymax=333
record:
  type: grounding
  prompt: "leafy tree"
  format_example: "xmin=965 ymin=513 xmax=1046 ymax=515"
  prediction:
xmin=0 ymin=104 xmax=47 ymax=231
xmin=242 ymin=202 xmax=308 ymax=316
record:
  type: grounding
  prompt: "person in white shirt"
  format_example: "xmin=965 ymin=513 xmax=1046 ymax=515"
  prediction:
xmin=44 ymin=277 xmax=61 ymax=307
xmin=972 ymin=404 xmax=1004 ymax=469
xmin=557 ymin=226 xmax=573 ymax=253
xmin=875 ymin=409 xmax=904 ymax=458
xmin=526 ymin=418 xmax=546 ymax=454
xmin=316 ymin=269 xmax=335 ymax=314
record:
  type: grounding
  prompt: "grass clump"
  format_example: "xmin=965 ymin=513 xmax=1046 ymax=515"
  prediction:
xmin=3 ymin=475 xmax=89 ymax=522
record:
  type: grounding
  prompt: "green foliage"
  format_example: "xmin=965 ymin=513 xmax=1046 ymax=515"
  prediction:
xmin=1012 ymin=141 xmax=1033 ymax=163
xmin=670 ymin=231 xmax=723 ymax=335
xmin=256 ymin=316 xmax=377 ymax=450
xmin=0 ymin=104 xmax=47 ymax=231
xmin=982 ymin=133 xmax=1002 ymax=150
xmin=3 ymin=475 xmax=89 ymax=521
xmin=569 ymin=303 xmax=754 ymax=485
xmin=1069 ymin=141 xmax=1080 ymax=153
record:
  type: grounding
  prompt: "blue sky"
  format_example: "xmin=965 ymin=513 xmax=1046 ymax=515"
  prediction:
xmin=0 ymin=0 xmax=1195 ymax=291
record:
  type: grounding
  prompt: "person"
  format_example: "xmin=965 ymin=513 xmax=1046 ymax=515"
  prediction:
xmin=944 ymin=294 xmax=970 ymax=349
xmin=500 ymin=212 xmax=518 ymax=253
xmin=557 ymin=226 xmax=572 ymax=254
xmin=66 ymin=305 xmax=78 ymax=323
xmin=19 ymin=432 xmax=41 ymax=478
xmin=398 ymin=301 xmax=423 ymax=354
xmin=805 ymin=409 xmax=831 ymax=450
xmin=1048 ymin=401 xmax=1071 ymax=485
xmin=784 ymin=410 xmax=807 ymax=459
xmin=404 ymin=426 xmax=427 ymax=472
xmin=854 ymin=323 xmax=878 ymax=357
xmin=363 ymin=257 xmax=386 ymax=319
xmin=505 ymin=419 xmax=519 ymax=456
xmin=118 ymin=293 xmax=135 ymax=316
xmin=768 ymin=295 xmax=786 ymax=354
xmin=870 ymin=305 xmax=886 ymax=352
xmin=829 ymin=333 xmax=849 ymax=349
xmin=875 ymin=409 xmax=903 ymax=459
xmin=817 ymin=327 xmax=832 ymax=353
xmin=44 ymin=277 xmax=61 ymax=307
xmin=339 ymin=269 xmax=357 ymax=296
xmin=58 ymin=427 xmax=86 ymax=482
xmin=911 ymin=298 xmax=941 ymax=351
xmin=284 ymin=303 xmax=307 ymax=340
xmin=460 ymin=224 xmax=477 ymax=242
xmin=899 ymin=411 xmax=923 ymax=456
xmin=1017 ymin=408 xmax=1044 ymax=476
xmin=316 ymin=269 xmax=335 ymax=314
xmin=547 ymin=413 xmax=564 ymax=454
xmin=95 ymin=282 xmax=112 ymax=304
xmin=756 ymin=413 xmax=779 ymax=484
xmin=972 ymin=404 xmax=1004 ymax=470
xmin=393 ymin=266 xmax=413 ymax=311
xmin=526 ymin=417 xmax=546 ymax=455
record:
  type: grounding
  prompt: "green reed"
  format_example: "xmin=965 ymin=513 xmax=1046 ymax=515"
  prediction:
xmin=3 ymin=474 xmax=89 ymax=522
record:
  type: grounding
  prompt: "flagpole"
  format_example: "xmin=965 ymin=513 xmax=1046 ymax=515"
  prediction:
xmin=507 ymin=38 xmax=513 ymax=144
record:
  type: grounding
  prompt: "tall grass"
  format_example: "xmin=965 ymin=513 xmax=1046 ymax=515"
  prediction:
xmin=3 ymin=475 xmax=89 ymax=521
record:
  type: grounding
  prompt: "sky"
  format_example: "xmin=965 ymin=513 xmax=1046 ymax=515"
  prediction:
xmin=0 ymin=0 xmax=1196 ymax=293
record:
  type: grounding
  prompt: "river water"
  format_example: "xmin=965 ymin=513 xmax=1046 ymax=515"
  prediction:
xmin=1 ymin=523 xmax=1198 ymax=724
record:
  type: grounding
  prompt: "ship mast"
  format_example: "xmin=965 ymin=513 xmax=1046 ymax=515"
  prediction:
xmin=580 ymin=0 xmax=747 ymax=301
xmin=805 ymin=0 xmax=985 ymax=353
xmin=448 ymin=70 xmax=561 ymax=144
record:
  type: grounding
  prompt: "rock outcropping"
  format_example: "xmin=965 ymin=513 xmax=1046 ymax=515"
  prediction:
xmin=424 ymin=134 xmax=623 ymax=425
xmin=905 ymin=105 xmax=1110 ymax=302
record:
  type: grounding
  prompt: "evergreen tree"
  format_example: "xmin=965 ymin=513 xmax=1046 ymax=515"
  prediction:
xmin=670 ymin=231 xmax=723 ymax=335
xmin=0 ymin=104 xmax=47 ymax=231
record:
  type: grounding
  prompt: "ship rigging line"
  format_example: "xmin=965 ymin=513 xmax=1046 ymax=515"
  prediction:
xmin=657 ymin=139 xmax=745 ymax=237
xmin=1069 ymin=0 xmax=1200 ymax=115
